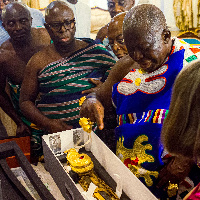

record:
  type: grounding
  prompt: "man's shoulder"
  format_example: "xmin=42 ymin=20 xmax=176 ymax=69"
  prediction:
xmin=96 ymin=25 xmax=108 ymax=42
xmin=0 ymin=41 xmax=14 ymax=62
xmin=31 ymin=27 xmax=49 ymax=38
xmin=28 ymin=44 xmax=54 ymax=69
xmin=31 ymin=28 xmax=51 ymax=44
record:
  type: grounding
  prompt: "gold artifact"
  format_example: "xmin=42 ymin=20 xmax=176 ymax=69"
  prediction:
xmin=79 ymin=117 xmax=93 ymax=133
xmin=65 ymin=148 xmax=120 ymax=200
xmin=167 ymin=181 xmax=178 ymax=197
xmin=79 ymin=96 xmax=87 ymax=106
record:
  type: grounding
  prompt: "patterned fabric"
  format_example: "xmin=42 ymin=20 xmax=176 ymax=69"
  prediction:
xmin=7 ymin=80 xmax=44 ymax=157
xmin=112 ymin=38 xmax=200 ymax=197
xmin=37 ymin=38 xmax=116 ymax=128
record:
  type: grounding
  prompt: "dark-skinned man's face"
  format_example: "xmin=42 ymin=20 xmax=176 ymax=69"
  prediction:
xmin=107 ymin=0 xmax=135 ymax=18
xmin=108 ymin=14 xmax=128 ymax=59
xmin=125 ymin=29 xmax=171 ymax=73
xmin=45 ymin=5 xmax=76 ymax=48
xmin=2 ymin=4 xmax=32 ymax=43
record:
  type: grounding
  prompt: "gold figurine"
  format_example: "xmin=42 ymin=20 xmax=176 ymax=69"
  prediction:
xmin=65 ymin=148 xmax=120 ymax=200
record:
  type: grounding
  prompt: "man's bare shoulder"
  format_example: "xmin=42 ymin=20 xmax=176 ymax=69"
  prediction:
xmin=27 ymin=44 xmax=57 ymax=71
xmin=113 ymin=55 xmax=136 ymax=71
xmin=31 ymin=28 xmax=51 ymax=45
xmin=107 ymin=55 xmax=139 ymax=83
xmin=0 ymin=41 xmax=14 ymax=63
xmin=96 ymin=24 xmax=108 ymax=42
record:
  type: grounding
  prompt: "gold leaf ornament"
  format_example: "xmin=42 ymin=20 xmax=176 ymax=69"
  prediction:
xmin=79 ymin=117 xmax=93 ymax=133
xmin=79 ymin=96 xmax=86 ymax=107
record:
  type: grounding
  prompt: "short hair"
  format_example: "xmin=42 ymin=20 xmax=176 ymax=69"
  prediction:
xmin=2 ymin=2 xmax=31 ymax=22
xmin=123 ymin=4 xmax=167 ymax=42
xmin=108 ymin=12 xmax=127 ymax=31
xmin=45 ymin=0 xmax=72 ymax=20
xmin=162 ymin=59 xmax=200 ymax=161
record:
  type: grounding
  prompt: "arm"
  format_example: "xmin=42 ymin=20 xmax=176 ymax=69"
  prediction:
xmin=156 ymin=155 xmax=195 ymax=189
xmin=80 ymin=55 xmax=136 ymax=129
xmin=0 ymin=65 xmax=31 ymax=136
xmin=19 ymin=56 xmax=72 ymax=134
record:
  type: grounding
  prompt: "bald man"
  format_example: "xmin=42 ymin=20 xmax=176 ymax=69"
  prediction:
xmin=96 ymin=0 xmax=135 ymax=43
xmin=80 ymin=4 xmax=200 ymax=198
xmin=107 ymin=12 xmax=128 ymax=59
xmin=0 ymin=2 xmax=51 ymax=157
xmin=19 ymin=1 xmax=115 ymax=135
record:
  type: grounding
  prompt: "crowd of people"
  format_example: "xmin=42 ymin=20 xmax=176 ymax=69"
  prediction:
xmin=0 ymin=0 xmax=200 ymax=199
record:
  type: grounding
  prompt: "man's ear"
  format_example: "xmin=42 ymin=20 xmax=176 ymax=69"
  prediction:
xmin=162 ymin=29 xmax=171 ymax=44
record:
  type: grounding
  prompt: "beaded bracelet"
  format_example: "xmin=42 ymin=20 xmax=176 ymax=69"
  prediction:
xmin=79 ymin=92 xmax=97 ymax=107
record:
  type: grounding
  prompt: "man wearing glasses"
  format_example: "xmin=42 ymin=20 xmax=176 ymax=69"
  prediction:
xmin=96 ymin=0 xmax=137 ymax=61
xmin=19 ymin=1 xmax=116 ymax=134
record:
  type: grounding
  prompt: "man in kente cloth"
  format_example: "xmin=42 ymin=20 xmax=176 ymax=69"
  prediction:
xmin=0 ymin=2 xmax=51 ymax=158
xmin=19 ymin=1 xmax=116 ymax=135
xmin=80 ymin=4 xmax=200 ymax=199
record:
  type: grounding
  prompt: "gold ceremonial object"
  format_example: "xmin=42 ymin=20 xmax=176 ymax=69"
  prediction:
xmin=167 ymin=181 xmax=178 ymax=197
xmin=79 ymin=117 xmax=93 ymax=133
xmin=65 ymin=148 xmax=94 ymax=174
xmin=79 ymin=96 xmax=86 ymax=106
xmin=65 ymin=148 xmax=120 ymax=200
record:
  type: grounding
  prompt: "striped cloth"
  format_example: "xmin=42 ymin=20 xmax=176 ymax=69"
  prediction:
xmin=37 ymin=38 xmax=116 ymax=128
xmin=117 ymin=109 xmax=169 ymax=126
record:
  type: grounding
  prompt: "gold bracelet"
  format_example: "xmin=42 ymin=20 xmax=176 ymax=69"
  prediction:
xmin=79 ymin=96 xmax=86 ymax=107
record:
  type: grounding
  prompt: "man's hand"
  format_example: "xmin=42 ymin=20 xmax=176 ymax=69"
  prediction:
xmin=156 ymin=156 xmax=194 ymax=189
xmin=82 ymin=78 xmax=103 ymax=94
xmin=16 ymin=122 xmax=31 ymax=137
xmin=80 ymin=97 xmax=104 ymax=130
xmin=45 ymin=119 xmax=73 ymax=134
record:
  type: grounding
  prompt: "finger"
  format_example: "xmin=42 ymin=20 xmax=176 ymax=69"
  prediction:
xmin=156 ymin=175 xmax=169 ymax=189
xmin=82 ymin=88 xmax=95 ymax=94
xmin=89 ymin=78 xmax=102 ymax=86
xmin=93 ymin=104 xmax=104 ymax=130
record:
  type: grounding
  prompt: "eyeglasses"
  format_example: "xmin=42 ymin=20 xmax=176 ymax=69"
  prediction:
xmin=47 ymin=18 xmax=76 ymax=32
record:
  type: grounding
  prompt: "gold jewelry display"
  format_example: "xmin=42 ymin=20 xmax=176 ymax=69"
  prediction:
xmin=65 ymin=148 xmax=120 ymax=200
xmin=167 ymin=181 xmax=179 ymax=197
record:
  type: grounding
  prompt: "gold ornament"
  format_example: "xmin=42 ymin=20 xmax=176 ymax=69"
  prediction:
xmin=79 ymin=117 xmax=93 ymax=133
xmin=65 ymin=148 xmax=120 ymax=200
xmin=79 ymin=96 xmax=86 ymax=106
xmin=65 ymin=148 xmax=94 ymax=174
xmin=167 ymin=181 xmax=178 ymax=197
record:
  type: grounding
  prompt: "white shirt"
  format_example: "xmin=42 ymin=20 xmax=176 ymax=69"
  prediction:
xmin=66 ymin=0 xmax=91 ymax=38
